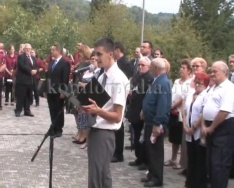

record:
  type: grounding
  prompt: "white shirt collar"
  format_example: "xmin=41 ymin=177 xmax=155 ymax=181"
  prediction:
xmin=55 ymin=56 xmax=62 ymax=63
xmin=104 ymin=62 xmax=118 ymax=78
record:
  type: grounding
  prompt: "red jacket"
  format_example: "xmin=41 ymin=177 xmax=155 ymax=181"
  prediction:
xmin=5 ymin=54 xmax=17 ymax=79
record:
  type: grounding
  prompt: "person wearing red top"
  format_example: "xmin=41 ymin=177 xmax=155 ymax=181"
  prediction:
xmin=31 ymin=49 xmax=44 ymax=106
xmin=0 ymin=42 xmax=6 ymax=110
xmin=4 ymin=45 xmax=18 ymax=106
xmin=72 ymin=42 xmax=82 ymax=67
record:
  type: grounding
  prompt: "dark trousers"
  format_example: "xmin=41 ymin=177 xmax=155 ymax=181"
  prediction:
xmin=4 ymin=80 xmax=14 ymax=102
xmin=145 ymin=125 xmax=164 ymax=184
xmin=32 ymin=79 xmax=39 ymax=104
xmin=230 ymin=156 xmax=234 ymax=177
xmin=205 ymin=118 xmax=234 ymax=188
xmin=15 ymin=84 xmax=32 ymax=113
xmin=113 ymin=122 xmax=124 ymax=159
xmin=186 ymin=138 xmax=207 ymax=188
xmin=47 ymin=94 xmax=65 ymax=133
xmin=88 ymin=128 xmax=115 ymax=188
xmin=0 ymin=78 xmax=3 ymax=107
xmin=132 ymin=121 xmax=146 ymax=164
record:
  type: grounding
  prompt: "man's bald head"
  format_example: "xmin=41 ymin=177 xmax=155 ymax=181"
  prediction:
xmin=212 ymin=61 xmax=229 ymax=76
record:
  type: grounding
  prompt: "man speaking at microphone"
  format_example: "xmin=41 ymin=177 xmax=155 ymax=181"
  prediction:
xmin=82 ymin=37 xmax=129 ymax=188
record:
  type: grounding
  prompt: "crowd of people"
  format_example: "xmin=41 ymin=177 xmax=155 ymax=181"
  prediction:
xmin=1 ymin=38 xmax=234 ymax=188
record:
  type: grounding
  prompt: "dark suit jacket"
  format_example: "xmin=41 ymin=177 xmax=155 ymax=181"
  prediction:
xmin=127 ymin=71 xmax=154 ymax=123
xmin=142 ymin=73 xmax=172 ymax=127
xmin=117 ymin=56 xmax=132 ymax=79
xmin=129 ymin=58 xmax=139 ymax=78
xmin=46 ymin=57 xmax=70 ymax=94
xmin=16 ymin=53 xmax=38 ymax=86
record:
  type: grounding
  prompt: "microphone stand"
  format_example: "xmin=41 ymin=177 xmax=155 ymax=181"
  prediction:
xmin=31 ymin=91 xmax=80 ymax=188
xmin=31 ymin=108 xmax=63 ymax=188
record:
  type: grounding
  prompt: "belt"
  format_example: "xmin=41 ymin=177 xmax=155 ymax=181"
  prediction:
xmin=90 ymin=127 xmax=115 ymax=132
xmin=205 ymin=118 xmax=234 ymax=127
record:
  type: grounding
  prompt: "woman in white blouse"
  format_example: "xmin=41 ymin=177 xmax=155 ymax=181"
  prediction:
xmin=183 ymin=72 xmax=210 ymax=188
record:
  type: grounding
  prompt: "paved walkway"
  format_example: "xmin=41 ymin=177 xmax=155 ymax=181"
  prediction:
xmin=0 ymin=98 xmax=234 ymax=188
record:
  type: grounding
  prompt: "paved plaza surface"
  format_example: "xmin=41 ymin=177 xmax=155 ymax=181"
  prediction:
xmin=0 ymin=98 xmax=234 ymax=188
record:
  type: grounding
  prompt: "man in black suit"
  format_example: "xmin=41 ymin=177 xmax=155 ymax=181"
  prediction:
xmin=127 ymin=57 xmax=153 ymax=168
xmin=114 ymin=41 xmax=132 ymax=79
xmin=129 ymin=47 xmax=141 ymax=78
xmin=140 ymin=41 xmax=153 ymax=60
xmin=15 ymin=43 xmax=38 ymax=117
xmin=46 ymin=44 xmax=70 ymax=138
xmin=111 ymin=41 xmax=130 ymax=162
xmin=129 ymin=47 xmax=142 ymax=88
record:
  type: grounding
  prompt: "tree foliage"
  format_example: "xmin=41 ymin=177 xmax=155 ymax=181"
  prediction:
xmin=181 ymin=0 xmax=234 ymax=59
xmin=0 ymin=0 xmax=231 ymax=80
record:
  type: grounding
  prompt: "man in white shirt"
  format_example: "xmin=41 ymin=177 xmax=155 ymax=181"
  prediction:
xmin=228 ymin=54 xmax=234 ymax=83
xmin=83 ymin=37 xmax=129 ymax=188
xmin=202 ymin=61 xmax=234 ymax=188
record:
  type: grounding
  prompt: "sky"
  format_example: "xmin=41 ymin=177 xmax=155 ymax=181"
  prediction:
xmin=122 ymin=0 xmax=181 ymax=14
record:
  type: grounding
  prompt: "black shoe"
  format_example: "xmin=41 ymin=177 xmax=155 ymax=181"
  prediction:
xmin=141 ymin=177 xmax=151 ymax=183
xmin=52 ymin=131 xmax=62 ymax=138
xmin=72 ymin=139 xmax=86 ymax=144
xmin=178 ymin=169 xmax=187 ymax=176
xmin=144 ymin=179 xmax=162 ymax=187
xmin=24 ymin=112 xmax=34 ymax=117
xmin=128 ymin=160 xmax=141 ymax=166
xmin=138 ymin=163 xmax=148 ymax=171
xmin=35 ymin=102 xmax=39 ymax=107
xmin=111 ymin=156 xmax=124 ymax=163
xmin=125 ymin=145 xmax=135 ymax=150
xmin=14 ymin=109 xmax=20 ymax=117
xmin=15 ymin=112 xmax=20 ymax=117
xmin=5 ymin=102 xmax=8 ymax=106
xmin=0 ymin=106 xmax=2 ymax=110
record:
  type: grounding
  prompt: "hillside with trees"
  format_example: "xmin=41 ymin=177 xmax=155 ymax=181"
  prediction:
xmin=0 ymin=0 xmax=233 ymax=79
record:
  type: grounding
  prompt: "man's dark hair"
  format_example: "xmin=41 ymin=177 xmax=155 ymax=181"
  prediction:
xmin=114 ymin=41 xmax=125 ymax=54
xmin=53 ymin=43 xmax=63 ymax=54
xmin=94 ymin=37 xmax=115 ymax=53
xmin=143 ymin=40 xmax=153 ymax=49
xmin=181 ymin=59 xmax=192 ymax=72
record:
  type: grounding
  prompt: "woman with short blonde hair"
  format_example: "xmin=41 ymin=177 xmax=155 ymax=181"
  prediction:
xmin=191 ymin=57 xmax=207 ymax=73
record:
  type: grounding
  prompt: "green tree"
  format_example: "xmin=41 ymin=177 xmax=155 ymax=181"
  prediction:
xmin=90 ymin=0 xmax=111 ymax=20
xmin=81 ymin=3 xmax=140 ymax=51
xmin=180 ymin=0 xmax=234 ymax=59
xmin=18 ymin=0 xmax=49 ymax=16
xmin=148 ymin=17 xmax=211 ymax=80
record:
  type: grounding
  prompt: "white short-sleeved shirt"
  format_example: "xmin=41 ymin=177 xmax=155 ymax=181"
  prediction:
xmin=93 ymin=63 xmax=130 ymax=130
xmin=185 ymin=90 xmax=207 ymax=142
xmin=203 ymin=79 xmax=234 ymax=121
xmin=172 ymin=78 xmax=193 ymax=122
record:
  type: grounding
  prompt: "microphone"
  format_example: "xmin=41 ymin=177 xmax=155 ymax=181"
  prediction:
xmin=74 ymin=64 xmax=95 ymax=73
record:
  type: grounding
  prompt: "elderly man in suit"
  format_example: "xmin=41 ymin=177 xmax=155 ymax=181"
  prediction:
xmin=142 ymin=58 xmax=171 ymax=187
xmin=15 ymin=43 xmax=38 ymax=117
xmin=127 ymin=57 xmax=154 ymax=168
xmin=46 ymin=44 xmax=70 ymax=138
